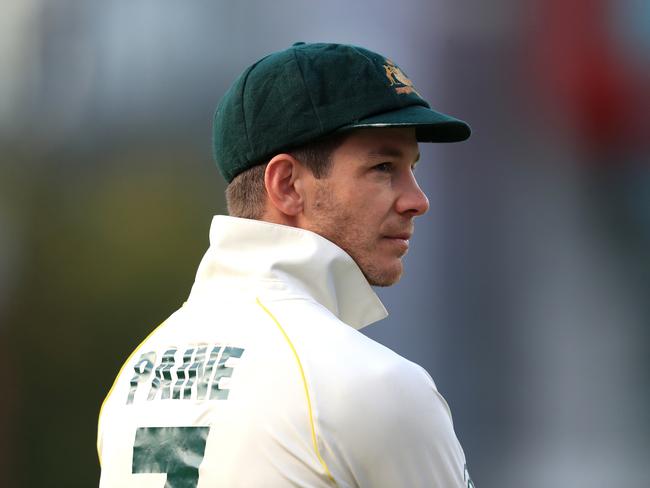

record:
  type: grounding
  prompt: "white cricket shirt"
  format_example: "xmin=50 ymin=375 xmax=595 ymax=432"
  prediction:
xmin=98 ymin=216 xmax=472 ymax=487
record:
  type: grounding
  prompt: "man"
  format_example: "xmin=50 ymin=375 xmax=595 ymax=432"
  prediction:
xmin=98 ymin=42 xmax=474 ymax=487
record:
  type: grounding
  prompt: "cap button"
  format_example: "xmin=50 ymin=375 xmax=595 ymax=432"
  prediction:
xmin=292 ymin=42 xmax=306 ymax=46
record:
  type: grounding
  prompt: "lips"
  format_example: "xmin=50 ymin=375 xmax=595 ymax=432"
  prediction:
xmin=382 ymin=233 xmax=411 ymax=255
xmin=382 ymin=223 xmax=413 ymax=254
xmin=385 ymin=232 xmax=411 ymax=240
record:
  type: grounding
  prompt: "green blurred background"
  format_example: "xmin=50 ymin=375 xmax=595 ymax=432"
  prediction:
xmin=3 ymin=140 xmax=223 ymax=486
xmin=1 ymin=1 xmax=649 ymax=486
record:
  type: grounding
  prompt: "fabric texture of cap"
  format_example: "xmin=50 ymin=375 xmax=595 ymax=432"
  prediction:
xmin=213 ymin=42 xmax=471 ymax=183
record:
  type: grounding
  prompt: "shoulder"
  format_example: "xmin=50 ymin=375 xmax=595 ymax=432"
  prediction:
xmin=257 ymin=294 xmax=450 ymax=425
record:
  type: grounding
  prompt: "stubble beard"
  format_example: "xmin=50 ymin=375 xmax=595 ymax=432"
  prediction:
xmin=306 ymin=183 xmax=403 ymax=287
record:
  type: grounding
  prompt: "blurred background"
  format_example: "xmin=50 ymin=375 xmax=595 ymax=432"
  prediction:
xmin=1 ymin=0 xmax=649 ymax=486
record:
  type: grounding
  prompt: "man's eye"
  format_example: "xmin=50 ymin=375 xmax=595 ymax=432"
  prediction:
xmin=373 ymin=162 xmax=393 ymax=173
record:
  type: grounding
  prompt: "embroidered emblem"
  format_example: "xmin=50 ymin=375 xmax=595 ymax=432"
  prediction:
xmin=383 ymin=58 xmax=420 ymax=96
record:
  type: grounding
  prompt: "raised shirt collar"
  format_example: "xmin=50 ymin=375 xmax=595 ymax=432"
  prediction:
xmin=189 ymin=216 xmax=388 ymax=330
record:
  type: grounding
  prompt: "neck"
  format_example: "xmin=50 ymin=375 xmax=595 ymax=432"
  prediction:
xmin=260 ymin=208 xmax=300 ymax=229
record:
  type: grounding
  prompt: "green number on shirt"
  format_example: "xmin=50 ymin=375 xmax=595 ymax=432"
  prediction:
xmin=132 ymin=426 xmax=210 ymax=488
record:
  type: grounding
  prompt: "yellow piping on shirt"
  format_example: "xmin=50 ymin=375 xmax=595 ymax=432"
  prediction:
xmin=256 ymin=297 xmax=338 ymax=487
xmin=96 ymin=318 xmax=168 ymax=466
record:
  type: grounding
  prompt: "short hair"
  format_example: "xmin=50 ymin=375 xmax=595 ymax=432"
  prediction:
xmin=226 ymin=131 xmax=348 ymax=219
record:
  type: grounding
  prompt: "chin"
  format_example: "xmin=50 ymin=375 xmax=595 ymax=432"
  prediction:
xmin=365 ymin=261 xmax=403 ymax=287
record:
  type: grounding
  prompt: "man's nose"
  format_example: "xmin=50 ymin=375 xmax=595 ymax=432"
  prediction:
xmin=396 ymin=173 xmax=429 ymax=216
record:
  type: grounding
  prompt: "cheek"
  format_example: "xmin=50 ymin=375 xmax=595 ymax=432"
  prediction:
xmin=349 ymin=182 xmax=391 ymax=211
xmin=359 ymin=193 xmax=394 ymax=226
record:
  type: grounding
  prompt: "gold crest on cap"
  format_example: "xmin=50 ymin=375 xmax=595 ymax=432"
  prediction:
xmin=383 ymin=58 xmax=420 ymax=96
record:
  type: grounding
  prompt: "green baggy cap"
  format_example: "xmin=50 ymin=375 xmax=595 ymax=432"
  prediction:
xmin=213 ymin=42 xmax=471 ymax=183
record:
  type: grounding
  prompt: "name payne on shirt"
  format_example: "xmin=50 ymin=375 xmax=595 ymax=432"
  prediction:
xmin=126 ymin=344 xmax=245 ymax=404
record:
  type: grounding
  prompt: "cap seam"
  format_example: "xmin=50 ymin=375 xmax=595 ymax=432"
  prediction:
xmin=348 ymin=45 xmax=374 ymax=65
xmin=349 ymin=45 xmax=405 ymax=111
xmin=292 ymin=47 xmax=324 ymax=133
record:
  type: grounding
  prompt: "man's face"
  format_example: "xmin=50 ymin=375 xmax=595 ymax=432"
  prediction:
xmin=300 ymin=127 xmax=429 ymax=286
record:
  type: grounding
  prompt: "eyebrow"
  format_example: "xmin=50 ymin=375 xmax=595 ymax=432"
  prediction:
xmin=367 ymin=146 xmax=420 ymax=163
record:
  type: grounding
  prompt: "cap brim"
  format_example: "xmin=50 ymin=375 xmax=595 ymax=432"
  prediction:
xmin=339 ymin=104 xmax=471 ymax=142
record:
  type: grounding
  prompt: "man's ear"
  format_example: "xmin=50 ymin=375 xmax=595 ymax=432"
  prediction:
xmin=264 ymin=154 xmax=306 ymax=217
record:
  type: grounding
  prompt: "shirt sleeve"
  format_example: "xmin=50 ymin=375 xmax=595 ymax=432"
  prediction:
xmin=324 ymin=360 xmax=469 ymax=488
